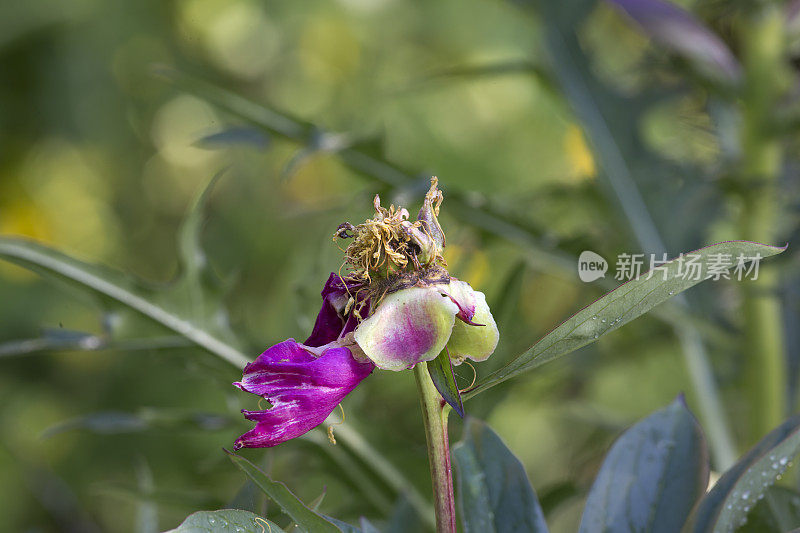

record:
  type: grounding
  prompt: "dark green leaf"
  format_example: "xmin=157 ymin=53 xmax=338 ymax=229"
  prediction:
xmin=225 ymin=450 xmax=340 ymax=533
xmin=400 ymin=60 xmax=557 ymax=95
xmin=284 ymin=490 xmax=327 ymax=532
xmin=737 ymin=486 xmax=800 ymax=532
xmin=321 ymin=517 xmax=360 ymax=533
xmin=385 ymin=494 xmax=427 ymax=533
xmin=316 ymin=516 xmax=379 ymax=533
xmin=466 ymin=241 xmax=786 ymax=399
xmin=428 ymin=351 xmax=464 ymax=417
xmin=453 ymin=418 xmax=548 ymax=533
xmin=579 ymin=397 xmax=708 ymax=533
xmin=358 ymin=518 xmax=381 ymax=533
xmin=227 ymin=481 xmax=264 ymax=515
xmin=166 ymin=510 xmax=285 ymax=533
xmin=686 ymin=414 xmax=800 ymax=532
xmin=195 ymin=127 xmax=269 ymax=149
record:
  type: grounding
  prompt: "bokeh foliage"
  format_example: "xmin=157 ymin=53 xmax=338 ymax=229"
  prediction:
xmin=1 ymin=0 xmax=798 ymax=531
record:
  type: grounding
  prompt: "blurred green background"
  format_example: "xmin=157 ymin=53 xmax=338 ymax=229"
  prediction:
xmin=1 ymin=0 xmax=798 ymax=531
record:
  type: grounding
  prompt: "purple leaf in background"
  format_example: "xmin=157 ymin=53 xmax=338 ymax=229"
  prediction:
xmin=607 ymin=0 xmax=741 ymax=83
xmin=787 ymin=0 xmax=800 ymax=42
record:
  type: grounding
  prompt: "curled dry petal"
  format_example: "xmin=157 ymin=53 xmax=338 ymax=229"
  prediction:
xmin=234 ymin=339 xmax=374 ymax=449
xmin=417 ymin=176 xmax=445 ymax=250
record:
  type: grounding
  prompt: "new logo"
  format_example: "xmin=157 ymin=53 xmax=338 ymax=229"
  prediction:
xmin=578 ymin=251 xmax=608 ymax=282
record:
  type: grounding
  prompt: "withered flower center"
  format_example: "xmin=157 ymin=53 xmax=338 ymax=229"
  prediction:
xmin=335 ymin=177 xmax=447 ymax=285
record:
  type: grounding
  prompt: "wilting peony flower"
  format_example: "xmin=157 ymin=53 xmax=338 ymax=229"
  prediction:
xmin=234 ymin=178 xmax=499 ymax=449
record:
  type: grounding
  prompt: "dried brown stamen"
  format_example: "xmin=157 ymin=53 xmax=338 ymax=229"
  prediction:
xmin=334 ymin=180 xmax=447 ymax=283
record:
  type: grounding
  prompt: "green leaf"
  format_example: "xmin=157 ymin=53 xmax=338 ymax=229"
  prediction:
xmin=0 ymin=236 xmax=248 ymax=367
xmin=466 ymin=241 xmax=786 ymax=399
xmin=428 ymin=350 xmax=464 ymax=417
xmin=685 ymin=415 xmax=800 ymax=532
xmin=579 ymin=397 xmax=708 ymax=533
xmin=385 ymin=494 xmax=428 ymax=533
xmin=225 ymin=450 xmax=341 ymax=533
xmin=0 ymin=330 xmax=191 ymax=359
xmin=321 ymin=517 xmax=361 ymax=533
xmin=228 ymin=481 xmax=264 ymax=515
xmin=135 ymin=459 xmax=158 ymax=533
xmin=41 ymin=409 xmax=233 ymax=438
xmin=358 ymin=519 xmax=381 ymax=533
xmin=319 ymin=517 xmax=380 ymax=533
xmin=399 ymin=60 xmax=557 ymax=96
xmin=195 ymin=127 xmax=269 ymax=149
xmin=166 ymin=510 xmax=285 ymax=533
xmin=452 ymin=418 xmax=548 ymax=533
xmin=737 ymin=486 xmax=800 ymax=532
xmin=178 ymin=170 xmax=223 ymax=285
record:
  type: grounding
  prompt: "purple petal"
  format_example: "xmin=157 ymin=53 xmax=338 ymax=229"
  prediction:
xmin=607 ymin=0 xmax=740 ymax=82
xmin=305 ymin=273 xmax=360 ymax=347
xmin=234 ymin=339 xmax=374 ymax=448
xmin=353 ymin=287 xmax=459 ymax=371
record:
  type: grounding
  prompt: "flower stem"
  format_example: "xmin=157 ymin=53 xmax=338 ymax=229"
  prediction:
xmin=414 ymin=362 xmax=456 ymax=533
xmin=740 ymin=6 xmax=787 ymax=443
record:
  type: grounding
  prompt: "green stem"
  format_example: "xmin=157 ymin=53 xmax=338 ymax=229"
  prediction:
xmin=740 ymin=7 xmax=787 ymax=442
xmin=414 ymin=363 xmax=457 ymax=533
